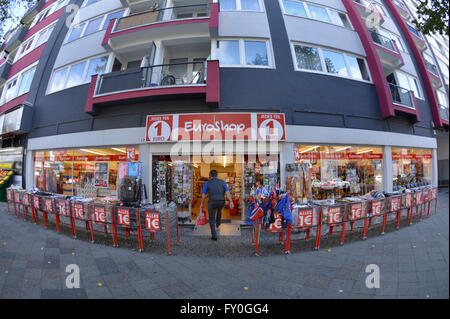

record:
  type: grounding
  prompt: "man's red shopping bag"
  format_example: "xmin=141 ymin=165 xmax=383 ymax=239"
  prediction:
xmin=196 ymin=209 xmax=208 ymax=226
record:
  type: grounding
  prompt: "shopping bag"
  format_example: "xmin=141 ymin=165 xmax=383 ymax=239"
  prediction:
xmin=196 ymin=209 xmax=208 ymax=226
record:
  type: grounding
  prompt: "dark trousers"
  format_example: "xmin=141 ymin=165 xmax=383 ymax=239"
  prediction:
xmin=208 ymin=200 xmax=225 ymax=238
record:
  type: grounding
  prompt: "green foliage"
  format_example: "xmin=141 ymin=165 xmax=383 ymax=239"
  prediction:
xmin=412 ymin=0 xmax=449 ymax=36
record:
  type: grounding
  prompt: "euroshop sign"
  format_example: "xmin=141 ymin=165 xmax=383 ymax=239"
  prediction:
xmin=145 ymin=113 xmax=286 ymax=142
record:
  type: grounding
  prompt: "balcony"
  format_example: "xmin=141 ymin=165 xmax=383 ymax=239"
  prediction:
xmin=425 ymin=60 xmax=442 ymax=88
xmin=103 ymin=2 xmax=218 ymax=51
xmin=439 ymin=105 xmax=449 ymax=123
xmin=369 ymin=30 xmax=404 ymax=70
xmin=0 ymin=59 xmax=12 ymax=85
xmin=388 ymin=82 xmax=420 ymax=121
xmin=406 ymin=24 xmax=427 ymax=51
xmin=2 ymin=27 xmax=27 ymax=53
xmin=352 ymin=0 xmax=385 ymax=26
xmin=20 ymin=0 xmax=45 ymax=25
xmin=85 ymin=60 xmax=219 ymax=114
xmin=392 ymin=0 xmax=411 ymax=20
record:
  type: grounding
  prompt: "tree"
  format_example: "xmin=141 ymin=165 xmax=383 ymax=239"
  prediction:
xmin=412 ymin=0 xmax=449 ymax=36
xmin=0 ymin=0 xmax=37 ymax=45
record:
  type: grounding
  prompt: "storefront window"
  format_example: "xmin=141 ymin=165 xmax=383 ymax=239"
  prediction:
xmin=293 ymin=145 xmax=383 ymax=201
xmin=34 ymin=147 xmax=139 ymax=197
xmin=392 ymin=147 xmax=432 ymax=190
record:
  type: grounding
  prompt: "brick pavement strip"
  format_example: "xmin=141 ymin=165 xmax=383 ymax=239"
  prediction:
xmin=0 ymin=189 xmax=448 ymax=299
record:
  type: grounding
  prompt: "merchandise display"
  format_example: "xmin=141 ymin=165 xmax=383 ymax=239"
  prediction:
xmin=117 ymin=161 xmax=143 ymax=204
xmin=285 ymin=163 xmax=312 ymax=204
xmin=0 ymin=169 xmax=14 ymax=202
xmin=295 ymin=145 xmax=383 ymax=200
xmin=392 ymin=148 xmax=432 ymax=190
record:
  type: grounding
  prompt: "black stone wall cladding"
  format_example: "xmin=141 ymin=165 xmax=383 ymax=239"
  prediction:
xmin=26 ymin=0 xmax=440 ymax=140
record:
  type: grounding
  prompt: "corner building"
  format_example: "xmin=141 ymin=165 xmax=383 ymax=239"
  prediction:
xmin=0 ymin=0 xmax=448 ymax=223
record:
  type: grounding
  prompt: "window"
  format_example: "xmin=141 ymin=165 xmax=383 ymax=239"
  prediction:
xmin=4 ymin=79 xmax=17 ymax=103
xmin=395 ymin=71 xmax=422 ymax=99
xmin=218 ymin=39 xmax=272 ymax=67
xmin=65 ymin=10 xmax=126 ymax=44
xmin=102 ymin=10 xmax=126 ymax=30
xmin=49 ymin=68 xmax=68 ymax=93
xmin=437 ymin=90 xmax=448 ymax=108
xmin=48 ymin=55 xmax=110 ymax=94
xmin=322 ymin=49 xmax=348 ymax=76
xmin=294 ymin=45 xmax=322 ymax=71
xmin=66 ymin=61 xmax=87 ymax=88
xmin=66 ymin=24 xmax=84 ymax=43
xmin=281 ymin=1 xmax=351 ymax=29
xmin=292 ymin=43 xmax=370 ymax=81
xmin=244 ymin=41 xmax=268 ymax=66
xmin=220 ymin=0 xmax=262 ymax=11
xmin=307 ymin=4 xmax=330 ymax=23
xmin=17 ymin=67 xmax=36 ymax=96
xmin=218 ymin=40 xmax=240 ymax=65
xmin=86 ymin=56 xmax=109 ymax=80
xmin=84 ymin=17 xmax=103 ymax=36
xmin=283 ymin=0 xmax=307 ymax=17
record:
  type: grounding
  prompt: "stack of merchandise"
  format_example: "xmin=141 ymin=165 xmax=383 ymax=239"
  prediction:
xmin=285 ymin=163 xmax=312 ymax=204
xmin=117 ymin=161 xmax=143 ymax=204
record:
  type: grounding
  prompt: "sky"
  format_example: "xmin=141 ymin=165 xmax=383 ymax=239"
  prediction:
xmin=1 ymin=1 xmax=33 ymax=41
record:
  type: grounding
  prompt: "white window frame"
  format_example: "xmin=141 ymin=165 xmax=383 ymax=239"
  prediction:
xmin=218 ymin=38 xmax=275 ymax=69
xmin=394 ymin=70 xmax=423 ymax=100
xmin=64 ymin=9 xmax=127 ymax=44
xmin=0 ymin=62 xmax=38 ymax=104
xmin=220 ymin=0 xmax=265 ymax=12
xmin=46 ymin=53 xmax=113 ymax=95
xmin=280 ymin=0 xmax=353 ymax=30
xmin=290 ymin=42 xmax=372 ymax=83
xmin=14 ymin=22 xmax=56 ymax=62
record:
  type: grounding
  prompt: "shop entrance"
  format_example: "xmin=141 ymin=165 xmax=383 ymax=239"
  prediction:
xmin=152 ymin=154 xmax=280 ymax=226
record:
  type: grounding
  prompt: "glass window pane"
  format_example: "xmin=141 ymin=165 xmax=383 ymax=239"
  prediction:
xmin=219 ymin=40 xmax=240 ymax=65
xmin=396 ymin=72 xmax=410 ymax=90
xmin=18 ymin=68 xmax=36 ymax=96
xmin=4 ymin=80 xmax=17 ymax=102
xmin=35 ymin=30 xmax=48 ymax=47
xmin=85 ymin=0 xmax=99 ymax=6
xmin=294 ymin=45 xmax=322 ymax=71
xmin=66 ymin=61 xmax=87 ymax=88
xmin=103 ymin=10 xmax=125 ymax=30
xmin=329 ymin=10 xmax=344 ymax=27
xmin=346 ymin=55 xmax=363 ymax=80
xmin=408 ymin=77 xmax=421 ymax=98
xmin=49 ymin=68 xmax=68 ymax=93
xmin=244 ymin=41 xmax=268 ymax=66
xmin=86 ymin=56 xmax=109 ymax=80
xmin=241 ymin=0 xmax=260 ymax=11
xmin=307 ymin=4 xmax=331 ymax=23
xmin=67 ymin=24 xmax=84 ymax=43
xmin=322 ymin=49 xmax=348 ymax=76
xmin=84 ymin=17 xmax=103 ymax=36
xmin=220 ymin=0 xmax=237 ymax=10
xmin=283 ymin=0 xmax=307 ymax=17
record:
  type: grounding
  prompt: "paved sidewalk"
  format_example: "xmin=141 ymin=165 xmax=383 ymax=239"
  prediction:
xmin=0 ymin=189 xmax=448 ymax=299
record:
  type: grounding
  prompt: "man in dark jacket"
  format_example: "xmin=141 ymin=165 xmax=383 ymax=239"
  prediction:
xmin=199 ymin=170 xmax=234 ymax=240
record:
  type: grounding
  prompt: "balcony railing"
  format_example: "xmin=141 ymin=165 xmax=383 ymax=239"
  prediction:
xmin=369 ymin=30 xmax=397 ymax=52
xmin=439 ymin=105 xmax=449 ymax=122
xmin=115 ymin=4 xmax=210 ymax=32
xmin=392 ymin=0 xmax=407 ymax=10
xmin=425 ymin=60 xmax=439 ymax=76
xmin=389 ymin=83 xmax=415 ymax=109
xmin=95 ymin=61 xmax=207 ymax=96
xmin=407 ymin=24 xmax=423 ymax=39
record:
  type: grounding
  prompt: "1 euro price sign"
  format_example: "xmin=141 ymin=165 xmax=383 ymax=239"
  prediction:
xmin=298 ymin=208 xmax=313 ymax=228
xmin=145 ymin=212 xmax=161 ymax=232
xmin=267 ymin=213 xmax=283 ymax=232
xmin=117 ymin=208 xmax=130 ymax=226
xmin=350 ymin=203 xmax=363 ymax=220
xmin=327 ymin=207 xmax=341 ymax=224
xmin=93 ymin=207 xmax=106 ymax=224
